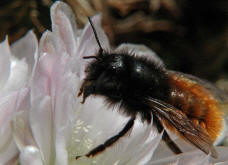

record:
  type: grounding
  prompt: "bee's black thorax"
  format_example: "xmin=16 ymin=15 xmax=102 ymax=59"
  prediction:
xmin=82 ymin=52 xmax=170 ymax=123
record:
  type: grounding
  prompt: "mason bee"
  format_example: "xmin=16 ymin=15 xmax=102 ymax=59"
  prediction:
xmin=76 ymin=17 xmax=228 ymax=160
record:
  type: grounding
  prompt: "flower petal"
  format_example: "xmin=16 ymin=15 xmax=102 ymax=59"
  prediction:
xmin=125 ymin=126 xmax=162 ymax=165
xmin=29 ymin=95 xmax=53 ymax=165
xmin=34 ymin=25 xmax=78 ymax=165
xmin=11 ymin=30 xmax=38 ymax=75
xmin=32 ymin=31 xmax=58 ymax=99
xmin=0 ymin=88 xmax=29 ymax=150
xmin=53 ymin=58 xmax=78 ymax=165
xmin=54 ymin=73 xmax=78 ymax=165
xmin=51 ymin=1 xmax=77 ymax=57
xmin=0 ymin=140 xmax=18 ymax=165
xmin=148 ymin=150 xmax=211 ymax=165
xmin=0 ymin=31 xmax=38 ymax=95
xmin=2 ymin=57 xmax=29 ymax=95
xmin=12 ymin=110 xmax=37 ymax=151
xmin=39 ymin=30 xmax=57 ymax=57
xmin=30 ymin=46 xmax=54 ymax=164
xmin=0 ymin=37 xmax=11 ymax=89
xmin=211 ymin=147 xmax=228 ymax=164
xmin=20 ymin=146 xmax=43 ymax=165
xmin=0 ymin=88 xmax=29 ymax=165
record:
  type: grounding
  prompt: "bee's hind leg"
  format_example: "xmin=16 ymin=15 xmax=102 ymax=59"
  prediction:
xmin=154 ymin=115 xmax=182 ymax=155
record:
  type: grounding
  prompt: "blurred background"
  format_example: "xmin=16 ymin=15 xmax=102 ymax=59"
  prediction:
xmin=1 ymin=0 xmax=228 ymax=90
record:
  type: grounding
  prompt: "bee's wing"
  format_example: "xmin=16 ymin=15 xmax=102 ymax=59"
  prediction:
xmin=146 ymin=97 xmax=218 ymax=158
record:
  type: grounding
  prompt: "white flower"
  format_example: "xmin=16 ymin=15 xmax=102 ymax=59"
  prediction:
xmin=0 ymin=31 xmax=38 ymax=164
xmin=0 ymin=1 xmax=228 ymax=165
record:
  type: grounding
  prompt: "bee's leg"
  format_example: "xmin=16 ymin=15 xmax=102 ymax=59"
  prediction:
xmin=162 ymin=130 xmax=182 ymax=154
xmin=153 ymin=115 xmax=182 ymax=154
xmin=78 ymin=80 xmax=95 ymax=104
xmin=77 ymin=81 xmax=86 ymax=97
xmin=76 ymin=117 xmax=135 ymax=160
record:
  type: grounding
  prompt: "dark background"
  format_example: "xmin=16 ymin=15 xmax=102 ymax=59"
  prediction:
xmin=1 ymin=0 xmax=228 ymax=88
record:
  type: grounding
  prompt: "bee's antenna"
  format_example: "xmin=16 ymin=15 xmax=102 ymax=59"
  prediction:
xmin=88 ymin=17 xmax=104 ymax=55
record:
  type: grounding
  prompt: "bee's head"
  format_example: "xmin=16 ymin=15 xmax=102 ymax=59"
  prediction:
xmin=79 ymin=17 xmax=168 ymax=103
xmin=78 ymin=17 xmax=129 ymax=102
xmin=79 ymin=53 xmax=128 ymax=103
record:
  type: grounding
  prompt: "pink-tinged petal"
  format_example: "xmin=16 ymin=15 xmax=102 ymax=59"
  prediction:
xmin=0 ymin=88 xmax=29 ymax=151
xmin=2 ymin=57 xmax=29 ymax=95
xmin=74 ymin=14 xmax=110 ymax=80
xmin=43 ymin=8 xmax=81 ymax=163
xmin=29 ymin=96 xmax=52 ymax=165
xmin=54 ymin=74 xmax=78 ymax=165
xmin=39 ymin=30 xmax=57 ymax=57
xmin=0 ymin=88 xmax=29 ymax=165
xmin=33 ymin=27 xmax=76 ymax=165
xmin=0 ymin=37 xmax=11 ymax=89
xmin=51 ymin=1 xmax=77 ymax=57
xmin=0 ymin=140 xmax=18 ymax=165
xmin=32 ymin=32 xmax=57 ymax=99
xmin=12 ymin=110 xmax=37 ymax=151
xmin=11 ymin=30 xmax=38 ymax=75
xmin=116 ymin=43 xmax=165 ymax=67
xmin=211 ymin=147 xmax=228 ymax=164
xmin=148 ymin=150 xmax=211 ymax=165
xmin=19 ymin=146 xmax=43 ymax=165
xmin=39 ymin=27 xmax=76 ymax=165
xmin=55 ymin=136 xmax=68 ymax=165
xmin=125 ymin=126 xmax=162 ymax=165
xmin=53 ymin=66 xmax=78 ymax=165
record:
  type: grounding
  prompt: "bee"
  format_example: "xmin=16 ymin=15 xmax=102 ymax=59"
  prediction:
xmin=76 ymin=17 xmax=228 ymax=160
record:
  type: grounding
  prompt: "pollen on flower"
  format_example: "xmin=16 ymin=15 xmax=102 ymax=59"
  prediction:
xmin=73 ymin=119 xmax=93 ymax=134
xmin=74 ymin=130 xmax=79 ymax=134
xmin=84 ymin=138 xmax=93 ymax=149
xmin=114 ymin=160 xmax=120 ymax=165
xmin=83 ymin=127 xmax=89 ymax=133
xmin=68 ymin=117 xmax=96 ymax=160
xmin=76 ymin=119 xmax=84 ymax=125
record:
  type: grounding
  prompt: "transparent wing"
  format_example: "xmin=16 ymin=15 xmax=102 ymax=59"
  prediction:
xmin=146 ymin=97 xmax=218 ymax=158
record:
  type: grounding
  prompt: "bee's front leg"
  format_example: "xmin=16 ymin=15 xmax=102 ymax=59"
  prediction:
xmin=78 ymin=80 xmax=96 ymax=104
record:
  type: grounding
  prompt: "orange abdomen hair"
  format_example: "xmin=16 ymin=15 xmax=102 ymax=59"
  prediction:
xmin=167 ymin=72 xmax=224 ymax=141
